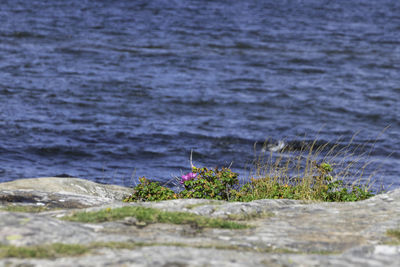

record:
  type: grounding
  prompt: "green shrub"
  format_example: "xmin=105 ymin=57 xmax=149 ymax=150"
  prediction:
xmin=123 ymin=177 xmax=177 ymax=202
xmin=320 ymin=183 xmax=374 ymax=202
xmin=179 ymin=167 xmax=239 ymax=200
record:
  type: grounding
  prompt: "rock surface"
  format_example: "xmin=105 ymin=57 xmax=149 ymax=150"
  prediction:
xmin=1 ymin=177 xmax=400 ymax=266
xmin=0 ymin=177 xmax=132 ymax=201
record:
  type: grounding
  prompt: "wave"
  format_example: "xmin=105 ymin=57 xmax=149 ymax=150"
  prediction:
xmin=25 ymin=146 xmax=94 ymax=158
xmin=1 ymin=31 xmax=46 ymax=39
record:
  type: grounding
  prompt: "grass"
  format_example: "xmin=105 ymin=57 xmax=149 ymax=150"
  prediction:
xmin=238 ymin=133 xmax=381 ymax=202
xmin=0 ymin=241 xmax=342 ymax=259
xmin=0 ymin=241 xmax=340 ymax=259
xmin=62 ymin=206 xmax=249 ymax=229
xmin=0 ymin=243 xmax=89 ymax=259
xmin=386 ymin=229 xmax=400 ymax=244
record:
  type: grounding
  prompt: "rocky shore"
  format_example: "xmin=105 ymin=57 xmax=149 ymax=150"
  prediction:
xmin=1 ymin=177 xmax=399 ymax=266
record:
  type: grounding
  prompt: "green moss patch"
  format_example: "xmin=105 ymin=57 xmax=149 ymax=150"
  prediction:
xmin=386 ymin=229 xmax=400 ymax=244
xmin=62 ymin=206 xmax=249 ymax=229
xmin=0 ymin=243 xmax=88 ymax=259
xmin=0 ymin=241 xmax=339 ymax=259
xmin=387 ymin=229 xmax=400 ymax=239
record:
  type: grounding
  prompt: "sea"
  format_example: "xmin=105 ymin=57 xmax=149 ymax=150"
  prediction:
xmin=0 ymin=0 xmax=399 ymax=190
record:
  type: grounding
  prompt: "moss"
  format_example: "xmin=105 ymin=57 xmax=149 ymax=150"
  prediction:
xmin=386 ymin=229 xmax=400 ymax=244
xmin=89 ymin=241 xmax=145 ymax=250
xmin=387 ymin=229 xmax=400 ymax=239
xmin=0 ymin=243 xmax=89 ymax=259
xmin=0 ymin=241 xmax=342 ymax=259
xmin=62 ymin=206 xmax=249 ymax=229
xmin=90 ymin=242 xmax=336 ymax=255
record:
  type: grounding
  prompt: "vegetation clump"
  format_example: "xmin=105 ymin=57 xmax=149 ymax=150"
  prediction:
xmin=179 ymin=167 xmax=239 ymax=200
xmin=386 ymin=229 xmax=400 ymax=244
xmin=0 ymin=241 xmax=302 ymax=259
xmin=124 ymin=137 xmax=376 ymax=203
xmin=0 ymin=243 xmax=88 ymax=259
xmin=232 ymin=162 xmax=373 ymax=202
xmin=125 ymin=163 xmax=373 ymax=203
xmin=124 ymin=177 xmax=177 ymax=202
xmin=63 ymin=206 xmax=248 ymax=229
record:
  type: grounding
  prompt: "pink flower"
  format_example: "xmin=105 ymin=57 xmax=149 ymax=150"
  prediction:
xmin=180 ymin=172 xmax=197 ymax=184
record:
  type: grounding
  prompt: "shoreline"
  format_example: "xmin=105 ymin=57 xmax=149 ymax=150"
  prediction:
xmin=1 ymin=177 xmax=400 ymax=266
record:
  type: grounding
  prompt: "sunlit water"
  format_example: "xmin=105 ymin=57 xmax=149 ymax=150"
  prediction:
xmin=0 ymin=0 xmax=399 ymax=189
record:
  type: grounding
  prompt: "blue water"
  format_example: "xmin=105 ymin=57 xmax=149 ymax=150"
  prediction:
xmin=0 ymin=0 xmax=399 ymax=189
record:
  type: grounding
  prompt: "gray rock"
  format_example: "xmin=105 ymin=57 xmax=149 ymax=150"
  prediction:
xmin=0 ymin=177 xmax=132 ymax=200
xmin=1 ymin=177 xmax=400 ymax=266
